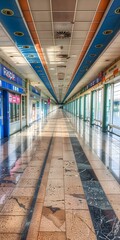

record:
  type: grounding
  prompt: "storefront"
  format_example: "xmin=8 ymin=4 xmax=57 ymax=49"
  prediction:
xmin=103 ymin=60 xmax=120 ymax=135
xmin=0 ymin=64 xmax=26 ymax=139
xmin=29 ymin=85 xmax=41 ymax=124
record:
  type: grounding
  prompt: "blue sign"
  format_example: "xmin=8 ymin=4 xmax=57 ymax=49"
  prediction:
xmin=0 ymin=79 xmax=25 ymax=94
xmin=30 ymin=85 xmax=40 ymax=96
xmin=0 ymin=64 xmax=25 ymax=87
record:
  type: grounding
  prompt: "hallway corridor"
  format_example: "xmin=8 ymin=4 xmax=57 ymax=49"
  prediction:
xmin=0 ymin=110 xmax=120 ymax=240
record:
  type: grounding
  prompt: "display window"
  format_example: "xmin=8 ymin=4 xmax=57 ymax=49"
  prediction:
xmin=9 ymin=93 xmax=21 ymax=122
xmin=22 ymin=96 xmax=27 ymax=120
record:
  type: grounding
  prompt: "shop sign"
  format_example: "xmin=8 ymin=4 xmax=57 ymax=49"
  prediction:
xmin=48 ymin=98 xmax=50 ymax=105
xmin=3 ymin=67 xmax=15 ymax=81
xmin=104 ymin=60 xmax=120 ymax=80
xmin=9 ymin=93 xmax=21 ymax=104
xmin=0 ymin=64 xmax=24 ymax=87
xmin=0 ymin=79 xmax=25 ymax=94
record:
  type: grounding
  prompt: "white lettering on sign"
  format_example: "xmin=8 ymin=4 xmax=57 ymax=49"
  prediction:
xmin=3 ymin=67 xmax=15 ymax=81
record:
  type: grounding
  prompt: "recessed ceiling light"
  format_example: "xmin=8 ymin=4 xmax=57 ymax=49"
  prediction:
xmin=14 ymin=31 xmax=24 ymax=37
xmin=115 ymin=7 xmax=120 ymax=14
xmin=90 ymin=54 xmax=96 ymax=57
xmin=1 ymin=9 xmax=14 ymax=16
xmin=22 ymin=45 xmax=30 ymax=49
xmin=95 ymin=44 xmax=103 ymax=48
xmin=28 ymin=54 xmax=35 ymax=58
xmin=103 ymin=30 xmax=113 ymax=35
xmin=50 ymin=68 xmax=55 ymax=70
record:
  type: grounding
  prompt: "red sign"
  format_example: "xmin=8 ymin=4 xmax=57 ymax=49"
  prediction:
xmin=9 ymin=93 xmax=21 ymax=104
xmin=48 ymin=98 xmax=51 ymax=105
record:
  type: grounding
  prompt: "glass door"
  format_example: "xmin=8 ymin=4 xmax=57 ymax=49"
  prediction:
xmin=85 ymin=94 xmax=90 ymax=121
xmin=112 ymin=81 xmax=120 ymax=135
xmin=94 ymin=89 xmax=103 ymax=126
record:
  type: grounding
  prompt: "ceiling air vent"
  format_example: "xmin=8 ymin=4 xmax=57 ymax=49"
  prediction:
xmin=58 ymin=72 xmax=65 ymax=80
xmin=56 ymin=54 xmax=69 ymax=59
xmin=57 ymin=65 xmax=66 ymax=68
xmin=55 ymin=31 xmax=71 ymax=39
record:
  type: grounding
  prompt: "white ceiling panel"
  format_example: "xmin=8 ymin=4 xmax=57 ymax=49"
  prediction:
xmin=28 ymin=0 xmax=50 ymax=10
xmin=32 ymin=11 xmax=51 ymax=22
xmin=74 ymin=22 xmax=91 ymax=31
xmin=75 ymin=11 xmax=95 ymax=22
xmin=0 ymin=42 xmax=14 ymax=46
xmin=55 ymin=39 xmax=70 ymax=45
xmin=77 ymin=0 xmax=100 ymax=11
xmin=71 ymin=39 xmax=85 ymax=45
xmin=35 ymin=22 xmax=52 ymax=31
xmin=40 ymin=39 xmax=54 ymax=45
xmin=72 ymin=31 xmax=88 ymax=38
xmin=37 ymin=31 xmax=53 ymax=39
xmin=54 ymin=22 xmax=72 ymax=31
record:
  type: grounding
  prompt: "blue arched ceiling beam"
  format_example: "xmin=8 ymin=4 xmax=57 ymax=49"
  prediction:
xmin=63 ymin=0 xmax=120 ymax=103
xmin=0 ymin=0 xmax=58 ymax=103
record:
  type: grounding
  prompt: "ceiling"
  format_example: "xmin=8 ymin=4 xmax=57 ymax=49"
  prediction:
xmin=0 ymin=0 xmax=120 ymax=103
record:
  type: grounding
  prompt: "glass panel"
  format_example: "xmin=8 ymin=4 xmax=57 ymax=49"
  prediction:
xmin=80 ymin=97 xmax=84 ymax=118
xmin=95 ymin=89 xmax=102 ymax=126
xmin=85 ymin=94 xmax=90 ymax=121
xmin=22 ymin=96 xmax=27 ymax=119
xmin=106 ymin=84 xmax=111 ymax=126
xmin=9 ymin=93 xmax=20 ymax=123
xmin=92 ymin=91 xmax=96 ymax=123
xmin=113 ymin=82 xmax=120 ymax=135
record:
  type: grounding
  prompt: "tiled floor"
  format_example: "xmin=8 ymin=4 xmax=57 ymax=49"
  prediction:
xmin=0 ymin=110 xmax=120 ymax=239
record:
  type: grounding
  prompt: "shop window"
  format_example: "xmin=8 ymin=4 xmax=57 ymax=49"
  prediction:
xmin=22 ymin=96 xmax=26 ymax=119
xmin=113 ymin=82 xmax=120 ymax=134
xmin=9 ymin=93 xmax=20 ymax=123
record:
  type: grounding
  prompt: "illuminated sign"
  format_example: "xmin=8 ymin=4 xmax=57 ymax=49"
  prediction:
xmin=0 ymin=64 xmax=24 ymax=87
xmin=3 ymin=67 xmax=15 ymax=81
xmin=9 ymin=93 xmax=21 ymax=104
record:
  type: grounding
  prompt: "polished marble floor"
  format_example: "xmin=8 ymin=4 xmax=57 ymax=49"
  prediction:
xmin=0 ymin=110 xmax=120 ymax=239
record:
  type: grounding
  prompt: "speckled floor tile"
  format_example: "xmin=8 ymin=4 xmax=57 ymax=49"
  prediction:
xmin=0 ymin=187 xmax=14 ymax=204
xmin=29 ymin=161 xmax=43 ymax=167
xmin=45 ymin=187 xmax=64 ymax=201
xmin=93 ymin=169 xmax=116 ymax=181
xmin=65 ymin=194 xmax=88 ymax=210
xmin=100 ymin=181 xmax=120 ymax=194
xmin=37 ymin=183 xmax=46 ymax=203
xmin=26 ymin=203 xmax=43 ymax=240
xmin=0 ymin=196 xmax=32 ymax=215
xmin=0 ymin=215 xmax=25 ymax=233
xmin=107 ymin=194 xmax=120 ymax=220
xmin=65 ymin=185 xmax=84 ymax=195
xmin=66 ymin=210 xmax=96 ymax=240
xmin=37 ymin=232 xmax=66 ymax=240
xmin=47 ymin=179 xmax=64 ymax=188
xmin=44 ymin=199 xmax=65 ymax=210
xmin=40 ymin=206 xmax=65 ymax=232
xmin=0 ymin=234 xmax=20 ymax=240
xmin=11 ymin=187 xmax=35 ymax=197
xmin=17 ymin=178 xmax=37 ymax=188
xmin=90 ymin=160 xmax=106 ymax=169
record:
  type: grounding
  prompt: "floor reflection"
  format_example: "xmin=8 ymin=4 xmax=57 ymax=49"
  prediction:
xmin=65 ymin=111 xmax=120 ymax=183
